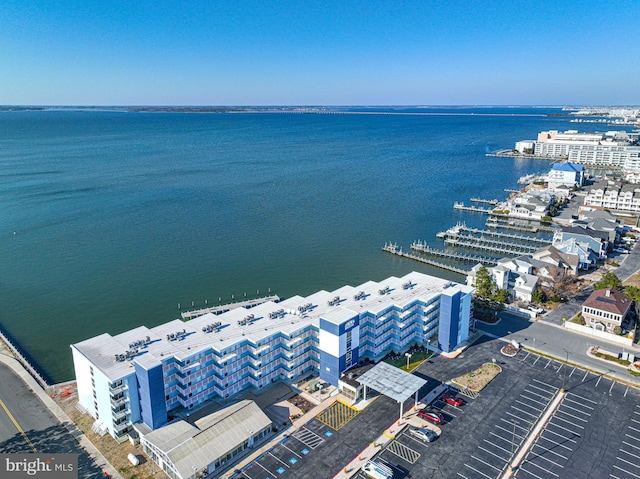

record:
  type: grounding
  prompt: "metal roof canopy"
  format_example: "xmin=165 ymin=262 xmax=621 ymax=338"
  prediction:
xmin=357 ymin=361 xmax=427 ymax=404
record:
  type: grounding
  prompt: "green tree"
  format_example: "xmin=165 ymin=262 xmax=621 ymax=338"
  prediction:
xmin=593 ymin=272 xmax=623 ymax=291
xmin=625 ymin=285 xmax=640 ymax=302
xmin=532 ymin=288 xmax=546 ymax=304
xmin=473 ymin=265 xmax=495 ymax=299
xmin=494 ymin=288 xmax=509 ymax=303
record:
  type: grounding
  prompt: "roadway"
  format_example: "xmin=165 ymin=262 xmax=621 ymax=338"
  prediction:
xmin=0 ymin=353 xmax=108 ymax=479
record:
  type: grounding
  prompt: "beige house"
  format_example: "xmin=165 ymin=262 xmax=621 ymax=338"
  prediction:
xmin=582 ymin=289 xmax=632 ymax=333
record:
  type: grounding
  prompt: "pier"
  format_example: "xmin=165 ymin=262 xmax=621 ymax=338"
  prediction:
xmin=181 ymin=295 xmax=280 ymax=320
xmin=453 ymin=202 xmax=492 ymax=214
xmin=486 ymin=217 xmax=555 ymax=233
xmin=437 ymin=222 xmax=551 ymax=245
xmin=443 ymin=236 xmax=537 ymax=255
xmin=504 ymin=188 xmax=520 ymax=193
xmin=382 ymin=243 xmax=470 ymax=275
xmin=410 ymin=241 xmax=498 ymax=266
xmin=470 ymin=197 xmax=499 ymax=205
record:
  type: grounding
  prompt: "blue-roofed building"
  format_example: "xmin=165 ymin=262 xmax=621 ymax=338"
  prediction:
xmin=548 ymin=162 xmax=585 ymax=188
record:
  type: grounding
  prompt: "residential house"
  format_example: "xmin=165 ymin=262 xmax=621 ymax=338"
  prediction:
xmin=582 ymin=289 xmax=632 ymax=333
xmin=547 ymin=162 xmax=585 ymax=188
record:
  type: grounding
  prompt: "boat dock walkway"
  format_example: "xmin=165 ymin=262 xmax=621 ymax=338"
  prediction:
xmin=382 ymin=243 xmax=470 ymax=275
xmin=470 ymin=197 xmax=498 ymax=205
xmin=437 ymin=223 xmax=551 ymax=245
xmin=410 ymin=241 xmax=498 ymax=266
xmin=181 ymin=295 xmax=280 ymax=320
xmin=453 ymin=202 xmax=492 ymax=214
xmin=486 ymin=217 xmax=554 ymax=233
xmin=504 ymin=188 xmax=520 ymax=193
xmin=443 ymin=237 xmax=537 ymax=255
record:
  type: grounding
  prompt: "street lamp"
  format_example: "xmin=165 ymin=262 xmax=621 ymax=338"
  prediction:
xmin=405 ymin=352 xmax=412 ymax=369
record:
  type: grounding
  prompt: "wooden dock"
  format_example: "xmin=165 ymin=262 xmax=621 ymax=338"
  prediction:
xmin=486 ymin=217 xmax=554 ymax=233
xmin=382 ymin=243 xmax=470 ymax=275
xmin=453 ymin=202 xmax=492 ymax=214
xmin=411 ymin=241 xmax=498 ymax=266
xmin=443 ymin=237 xmax=537 ymax=255
xmin=181 ymin=295 xmax=280 ymax=320
xmin=438 ymin=223 xmax=551 ymax=245
xmin=470 ymin=197 xmax=499 ymax=205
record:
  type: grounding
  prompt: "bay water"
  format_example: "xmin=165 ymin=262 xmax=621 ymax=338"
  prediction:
xmin=0 ymin=107 xmax=573 ymax=382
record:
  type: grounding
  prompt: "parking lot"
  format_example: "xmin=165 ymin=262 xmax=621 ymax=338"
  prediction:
xmin=364 ymin=336 xmax=640 ymax=479
xmin=229 ymin=336 xmax=640 ymax=479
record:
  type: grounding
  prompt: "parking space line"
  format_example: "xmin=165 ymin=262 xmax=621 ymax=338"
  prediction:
xmin=462 ymin=463 xmax=493 ymax=479
xmin=517 ymin=467 xmax=544 ymax=479
xmin=567 ymin=392 xmax=598 ymax=405
xmin=521 ymin=352 xmax=530 ymax=362
xmin=544 ymin=359 xmax=552 ymax=369
xmin=568 ymin=367 xmax=576 ymax=378
xmin=470 ymin=455 xmax=502 ymax=472
xmin=506 ymin=410 xmax=534 ymax=426
xmin=268 ymin=452 xmax=289 ymax=468
xmin=280 ymin=443 xmax=301 ymax=459
xmin=532 ymin=443 xmax=568 ymax=460
xmin=537 ymin=435 xmax=573 ymax=451
xmin=631 ymin=418 xmax=640 ymax=425
xmin=550 ymin=415 xmax=584 ymax=430
xmin=618 ymin=455 xmax=640 ymax=471
xmin=456 ymin=472 xmax=471 ymax=479
xmin=624 ymin=441 xmax=640 ymax=452
xmin=490 ymin=431 xmax=517 ymax=444
xmin=523 ymin=390 xmax=554 ymax=403
xmin=582 ymin=371 xmax=590 ymax=382
xmin=532 ymin=356 xmax=540 ymax=365
xmin=495 ymin=424 xmax=524 ymax=440
xmin=629 ymin=426 xmax=640 ymax=433
xmin=254 ymin=460 xmax=273 ymax=476
xmin=528 ymin=447 xmax=567 ymax=466
xmin=595 ymin=376 xmax=603 ymax=387
xmin=613 ymin=464 xmax=640 ymax=479
xmin=522 ymin=458 xmax=559 ymax=477
xmin=478 ymin=445 xmax=510 ymax=462
xmin=527 ymin=384 xmax=555 ymax=397
xmin=544 ymin=426 xmax=578 ymax=443
xmin=564 ymin=397 xmax=594 ymax=411
xmin=555 ymin=409 xmax=589 ymax=423
xmin=555 ymin=363 xmax=564 ymax=373
xmin=516 ymin=399 xmax=545 ymax=412
xmin=626 ymin=433 xmax=640 ymax=441
xmin=620 ymin=448 xmax=640 ymax=461
xmin=558 ymin=402 xmax=591 ymax=416
xmin=609 ymin=381 xmax=616 ymax=394
xmin=531 ymin=377 xmax=557 ymax=389
xmin=483 ymin=438 xmax=515 ymax=456
xmin=510 ymin=405 xmax=540 ymax=419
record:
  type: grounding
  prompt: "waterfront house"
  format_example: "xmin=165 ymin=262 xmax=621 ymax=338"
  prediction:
xmin=531 ymin=245 xmax=579 ymax=278
xmin=547 ymin=162 xmax=584 ymax=188
xmin=553 ymin=226 xmax=609 ymax=260
xmin=582 ymin=289 xmax=632 ymax=333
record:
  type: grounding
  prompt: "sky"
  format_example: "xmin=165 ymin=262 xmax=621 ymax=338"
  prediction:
xmin=1 ymin=0 xmax=639 ymax=106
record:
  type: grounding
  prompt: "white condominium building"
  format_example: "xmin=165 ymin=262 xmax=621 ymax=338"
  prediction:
xmin=71 ymin=271 xmax=473 ymax=441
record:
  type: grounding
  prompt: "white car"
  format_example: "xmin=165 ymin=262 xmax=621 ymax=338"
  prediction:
xmin=409 ymin=427 xmax=438 ymax=442
xmin=528 ymin=306 xmax=544 ymax=314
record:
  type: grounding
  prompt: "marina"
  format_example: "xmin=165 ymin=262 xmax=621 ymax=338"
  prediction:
xmin=443 ymin=236 xmax=538 ymax=255
xmin=410 ymin=241 xmax=498 ymax=266
xmin=437 ymin=222 xmax=552 ymax=245
xmin=485 ymin=217 xmax=555 ymax=233
xmin=382 ymin=243 xmax=470 ymax=275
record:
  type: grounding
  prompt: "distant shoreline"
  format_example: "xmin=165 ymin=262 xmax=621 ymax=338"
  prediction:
xmin=0 ymin=105 xmax=552 ymax=117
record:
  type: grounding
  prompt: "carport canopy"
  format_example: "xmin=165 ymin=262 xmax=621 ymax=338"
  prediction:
xmin=356 ymin=361 xmax=427 ymax=419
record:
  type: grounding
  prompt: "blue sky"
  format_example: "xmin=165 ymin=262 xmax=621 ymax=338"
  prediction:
xmin=2 ymin=0 xmax=639 ymax=105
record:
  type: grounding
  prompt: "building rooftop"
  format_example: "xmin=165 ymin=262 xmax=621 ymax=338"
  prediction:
xmin=583 ymin=289 xmax=632 ymax=316
xmin=72 ymin=271 xmax=466 ymax=382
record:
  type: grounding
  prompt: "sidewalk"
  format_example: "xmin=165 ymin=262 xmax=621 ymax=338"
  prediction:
xmin=0 ymin=344 xmax=122 ymax=479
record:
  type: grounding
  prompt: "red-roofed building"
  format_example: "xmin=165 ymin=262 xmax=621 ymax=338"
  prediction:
xmin=582 ymin=288 xmax=632 ymax=333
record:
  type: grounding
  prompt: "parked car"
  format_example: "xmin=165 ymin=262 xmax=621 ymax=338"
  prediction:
xmin=409 ymin=427 xmax=438 ymax=442
xmin=441 ymin=394 xmax=464 ymax=407
xmin=418 ymin=409 xmax=443 ymax=424
xmin=615 ymin=247 xmax=629 ymax=254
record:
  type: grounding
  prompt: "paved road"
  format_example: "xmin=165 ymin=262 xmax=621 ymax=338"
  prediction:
xmin=476 ymin=312 xmax=640 ymax=387
xmin=0 ymin=357 xmax=105 ymax=479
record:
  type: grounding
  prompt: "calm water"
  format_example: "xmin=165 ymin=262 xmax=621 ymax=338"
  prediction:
xmin=0 ymin=108 xmax=574 ymax=382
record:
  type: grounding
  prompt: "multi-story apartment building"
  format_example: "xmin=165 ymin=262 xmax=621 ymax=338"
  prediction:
xmin=519 ymin=130 xmax=640 ymax=172
xmin=584 ymin=179 xmax=640 ymax=212
xmin=71 ymin=271 xmax=473 ymax=441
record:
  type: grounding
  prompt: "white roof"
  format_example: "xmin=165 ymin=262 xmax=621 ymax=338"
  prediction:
xmin=72 ymin=271 xmax=469 ymax=381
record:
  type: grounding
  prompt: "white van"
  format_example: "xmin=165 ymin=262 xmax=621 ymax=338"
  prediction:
xmin=361 ymin=460 xmax=393 ymax=479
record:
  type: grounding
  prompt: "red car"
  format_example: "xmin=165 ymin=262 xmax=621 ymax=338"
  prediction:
xmin=441 ymin=394 xmax=464 ymax=407
xmin=418 ymin=409 xmax=443 ymax=425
